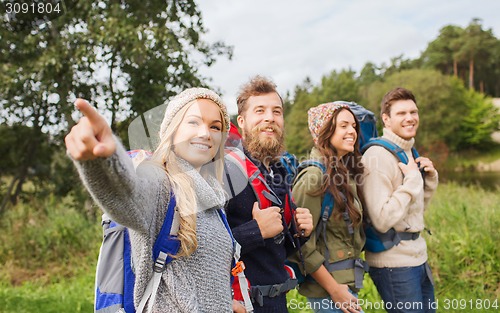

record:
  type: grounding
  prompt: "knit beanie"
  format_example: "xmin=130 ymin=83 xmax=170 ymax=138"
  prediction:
xmin=308 ymin=102 xmax=349 ymax=144
xmin=159 ymin=87 xmax=230 ymax=138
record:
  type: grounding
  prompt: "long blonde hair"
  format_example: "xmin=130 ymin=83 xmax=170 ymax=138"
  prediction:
xmin=152 ymin=100 xmax=228 ymax=257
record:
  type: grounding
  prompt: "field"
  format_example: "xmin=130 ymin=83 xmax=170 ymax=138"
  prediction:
xmin=0 ymin=183 xmax=499 ymax=312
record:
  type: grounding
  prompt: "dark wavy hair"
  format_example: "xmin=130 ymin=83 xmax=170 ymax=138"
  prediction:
xmin=312 ymin=107 xmax=366 ymax=225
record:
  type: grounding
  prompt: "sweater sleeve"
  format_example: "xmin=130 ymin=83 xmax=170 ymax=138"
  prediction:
xmin=231 ymin=219 xmax=265 ymax=254
xmin=423 ymin=170 xmax=438 ymax=209
xmin=71 ymin=137 xmax=166 ymax=234
xmin=361 ymin=146 xmax=423 ymax=233
xmin=290 ymin=166 xmax=325 ymax=275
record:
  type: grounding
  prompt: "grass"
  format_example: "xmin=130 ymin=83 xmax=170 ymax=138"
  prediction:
xmin=0 ymin=183 xmax=499 ymax=312
xmin=0 ymin=272 xmax=94 ymax=313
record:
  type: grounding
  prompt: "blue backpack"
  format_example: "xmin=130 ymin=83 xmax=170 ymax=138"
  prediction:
xmin=94 ymin=151 xmax=241 ymax=313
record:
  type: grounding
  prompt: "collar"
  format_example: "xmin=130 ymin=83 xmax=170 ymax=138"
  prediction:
xmin=176 ymin=156 xmax=226 ymax=211
xmin=382 ymin=128 xmax=415 ymax=151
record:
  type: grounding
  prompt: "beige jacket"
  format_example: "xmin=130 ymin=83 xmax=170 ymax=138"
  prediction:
xmin=361 ymin=129 xmax=438 ymax=268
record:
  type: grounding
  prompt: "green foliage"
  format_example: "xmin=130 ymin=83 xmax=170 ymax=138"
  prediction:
xmin=286 ymin=67 xmax=500 ymax=157
xmin=426 ymin=183 xmax=500 ymax=301
xmin=361 ymin=68 xmax=500 ymax=154
xmin=0 ymin=195 xmax=101 ymax=279
xmin=0 ymin=0 xmax=231 ymax=215
xmin=457 ymin=91 xmax=500 ymax=150
xmin=420 ymin=19 xmax=500 ymax=97
xmin=421 ymin=25 xmax=464 ymax=75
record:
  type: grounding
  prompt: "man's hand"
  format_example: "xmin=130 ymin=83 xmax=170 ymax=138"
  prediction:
xmin=398 ymin=156 xmax=419 ymax=176
xmin=295 ymin=207 xmax=313 ymax=237
xmin=252 ymin=202 xmax=283 ymax=239
xmin=65 ymin=99 xmax=116 ymax=160
xmin=415 ymin=156 xmax=437 ymax=177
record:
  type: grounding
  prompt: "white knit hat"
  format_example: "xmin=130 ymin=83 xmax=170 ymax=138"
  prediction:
xmin=159 ymin=87 xmax=230 ymax=138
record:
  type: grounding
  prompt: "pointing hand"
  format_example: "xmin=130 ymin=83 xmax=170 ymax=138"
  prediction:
xmin=65 ymin=99 xmax=116 ymax=160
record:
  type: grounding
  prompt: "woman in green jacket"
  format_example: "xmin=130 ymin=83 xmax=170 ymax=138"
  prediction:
xmin=292 ymin=102 xmax=366 ymax=313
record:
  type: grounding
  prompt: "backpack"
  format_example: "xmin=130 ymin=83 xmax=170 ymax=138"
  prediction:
xmin=94 ymin=150 xmax=250 ymax=313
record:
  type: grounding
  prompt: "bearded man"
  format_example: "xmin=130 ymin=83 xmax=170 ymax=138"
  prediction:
xmin=224 ymin=76 xmax=313 ymax=313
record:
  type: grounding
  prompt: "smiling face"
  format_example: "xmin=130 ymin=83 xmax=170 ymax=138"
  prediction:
xmin=173 ymin=99 xmax=223 ymax=170
xmin=382 ymin=99 xmax=419 ymax=140
xmin=237 ymin=92 xmax=285 ymax=162
xmin=329 ymin=109 xmax=358 ymax=157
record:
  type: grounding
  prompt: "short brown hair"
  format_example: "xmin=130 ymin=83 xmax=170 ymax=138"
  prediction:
xmin=380 ymin=87 xmax=417 ymax=118
xmin=236 ymin=75 xmax=283 ymax=115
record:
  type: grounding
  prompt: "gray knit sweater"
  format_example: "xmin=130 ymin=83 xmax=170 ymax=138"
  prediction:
xmin=73 ymin=141 xmax=233 ymax=313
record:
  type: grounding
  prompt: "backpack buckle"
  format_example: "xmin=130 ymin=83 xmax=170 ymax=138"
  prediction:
xmin=268 ymin=283 xmax=282 ymax=297
xmin=153 ymin=252 xmax=168 ymax=273
xmin=231 ymin=261 xmax=246 ymax=276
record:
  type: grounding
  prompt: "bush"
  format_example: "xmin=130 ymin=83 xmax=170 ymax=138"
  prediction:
xmin=0 ymin=195 xmax=101 ymax=285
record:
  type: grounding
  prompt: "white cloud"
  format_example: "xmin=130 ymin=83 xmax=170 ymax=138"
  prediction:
xmin=197 ymin=0 xmax=500 ymax=114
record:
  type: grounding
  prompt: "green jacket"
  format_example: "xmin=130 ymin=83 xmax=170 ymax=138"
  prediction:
xmin=289 ymin=149 xmax=365 ymax=297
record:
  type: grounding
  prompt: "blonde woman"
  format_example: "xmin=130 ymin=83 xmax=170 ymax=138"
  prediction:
xmin=66 ymin=88 xmax=234 ymax=312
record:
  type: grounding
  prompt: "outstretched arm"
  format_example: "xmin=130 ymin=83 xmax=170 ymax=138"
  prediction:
xmin=66 ymin=99 xmax=162 ymax=233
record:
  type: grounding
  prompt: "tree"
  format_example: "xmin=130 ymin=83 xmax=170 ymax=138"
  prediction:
xmin=358 ymin=62 xmax=382 ymax=86
xmin=456 ymin=91 xmax=500 ymax=150
xmin=454 ymin=19 xmax=498 ymax=92
xmin=421 ymin=25 xmax=464 ymax=77
xmin=361 ymin=69 xmax=491 ymax=154
xmin=420 ymin=19 xmax=500 ymax=97
xmin=0 ymin=0 xmax=232 ymax=211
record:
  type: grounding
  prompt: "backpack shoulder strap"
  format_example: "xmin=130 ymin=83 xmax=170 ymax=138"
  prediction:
xmin=225 ymin=149 xmax=292 ymax=223
xmin=296 ymin=161 xmax=334 ymax=238
xmin=152 ymin=193 xmax=180 ymax=265
xmin=361 ymin=137 xmax=409 ymax=164
xmin=138 ymin=193 xmax=180 ymax=313
xmin=218 ymin=208 xmax=254 ymax=313
xmin=280 ymin=152 xmax=299 ymax=184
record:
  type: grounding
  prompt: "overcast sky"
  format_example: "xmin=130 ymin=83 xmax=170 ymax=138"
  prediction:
xmin=196 ymin=0 xmax=500 ymax=114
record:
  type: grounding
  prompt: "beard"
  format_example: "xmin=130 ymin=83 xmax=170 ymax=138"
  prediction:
xmin=243 ymin=123 xmax=285 ymax=163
